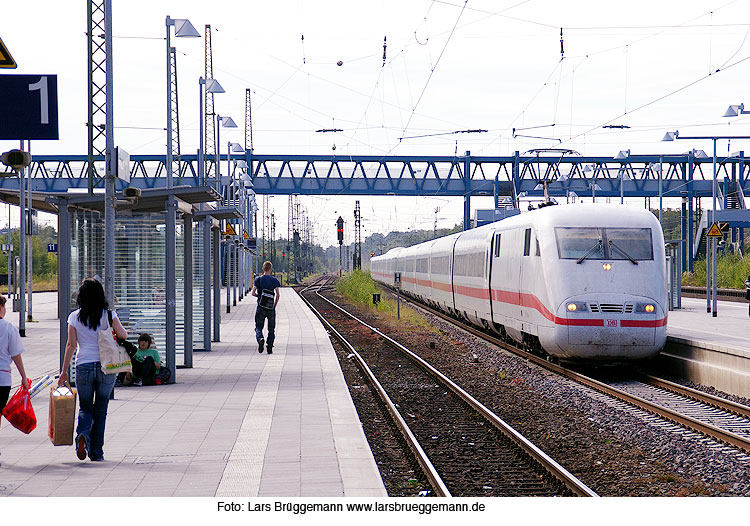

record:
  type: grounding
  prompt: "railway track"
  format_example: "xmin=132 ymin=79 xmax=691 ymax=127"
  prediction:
xmin=382 ymin=286 xmax=750 ymax=455
xmin=299 ymin=277 xmax=597 ymax=497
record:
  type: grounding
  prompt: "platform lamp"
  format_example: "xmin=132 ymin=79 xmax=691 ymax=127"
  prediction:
xmin=662 ymin=129 xmax=750 ymax=317
xmin=164 ymin=16 xmax=200 ymax=378
xmin=198 ymin=77 xmax=225 ymax=352
xmin=165 ymin=16 xmax=200 ymax=190
xmin=229 ymin=142 xmax=245 ymax=191
xmin=228 ymin=142 xmax=244 ymax=307
xmin=214 ymin=115 xmax=237 ymax=312
xmin=722 ymin=103 xmax=750 ymax=117
xmin=215 ymin=115 xmax=238 ymax=200
xmin=615 ymin=149 xmax=631 ymax=204
xmin=198 ymin=77 xmax=225 ymax=185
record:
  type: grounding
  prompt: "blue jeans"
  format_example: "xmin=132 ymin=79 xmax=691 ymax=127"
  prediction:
xmin=255 ymin=307 xmax=276 ymax=348
xmin=75 ymin=362 xmax=116 ymax=460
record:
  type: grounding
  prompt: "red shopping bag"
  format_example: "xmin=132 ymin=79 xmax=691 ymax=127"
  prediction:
xmin=1 ymin=381 xmax=37 ymax=434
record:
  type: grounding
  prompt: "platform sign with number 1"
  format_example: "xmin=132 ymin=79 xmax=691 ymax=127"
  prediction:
xmin=0 ymin=74 xmax=59 ymax=140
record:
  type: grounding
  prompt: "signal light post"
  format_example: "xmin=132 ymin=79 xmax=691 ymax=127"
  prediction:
xmin=336 ymin=216 xmax=344 ymax=277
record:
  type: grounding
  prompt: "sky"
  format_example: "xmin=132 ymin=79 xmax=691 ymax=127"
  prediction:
xmin=1 ymin=0 xmax=750 ymax=246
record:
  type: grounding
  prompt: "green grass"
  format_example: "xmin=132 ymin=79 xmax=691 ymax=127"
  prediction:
xmin=682 ymin=252 xmax=750 ymax=289
xmin=336 ymin=270 xmax=437 ymax=332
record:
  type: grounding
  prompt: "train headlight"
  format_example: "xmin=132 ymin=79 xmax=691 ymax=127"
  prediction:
xmin=635 ymin=303 xmax=656 ymax=314
xmin=602 ymin=263 xmax=612 ymax=271
xmin=566 ymin=302 xmax=588 ymax=312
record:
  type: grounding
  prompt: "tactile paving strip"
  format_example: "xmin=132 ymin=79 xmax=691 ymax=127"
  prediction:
xmin=215 ymin=356 xmax=284 ymax=496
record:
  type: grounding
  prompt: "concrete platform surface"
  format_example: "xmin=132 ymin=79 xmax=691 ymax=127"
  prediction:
xmin=668 ymin=296 xmax=750 ymax=355
xmin=665 ymin=297 xmax=750 ymax=398
xmin=0 ymin=288 xmax=387 ymax=497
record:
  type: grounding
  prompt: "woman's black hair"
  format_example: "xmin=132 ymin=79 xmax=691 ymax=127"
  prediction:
xmin=138 ymin=333 xmax=154 ymax=346
xmin=77 ymin=278 xmax=109 ymax=331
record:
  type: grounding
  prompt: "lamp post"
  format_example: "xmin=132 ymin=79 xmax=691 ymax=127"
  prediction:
xmin=198 ymin=76 xmax=224 ymax=351
xmin=165 ymin=16 xmax=199 ymax=376
xmin=166 ymin=16 xmax=200 ymax=190
xmin=229 ymin=142 xmax=244 ymax=308
xmin=214 ymin=115 xmax=237 ymax=314
xmin=198 ymin=77 xmax=225 ymax=185
xmin=215 ymin=115 xmax=237 ymax=197
xmin=662 ymin=130 xmax=750 ymax=317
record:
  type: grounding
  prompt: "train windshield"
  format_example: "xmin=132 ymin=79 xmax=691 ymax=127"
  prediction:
xmin=555 ymin=227 xmax=653 ymax=261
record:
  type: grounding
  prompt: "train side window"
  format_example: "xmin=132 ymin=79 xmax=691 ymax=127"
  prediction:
xmin=494 ymin=233 xmax=501 ymax=258
xmin=523 ymin=228 xmax=531 ymax=256
xmin=535 ymin=237 xmax=541 ymax=256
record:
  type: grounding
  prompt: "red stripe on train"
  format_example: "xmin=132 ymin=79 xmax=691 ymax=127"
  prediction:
xmin=371 ymin=271 xmax=666 ymax=328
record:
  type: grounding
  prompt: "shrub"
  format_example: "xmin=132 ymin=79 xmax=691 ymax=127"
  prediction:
xmin=335 ymin=269 xmax=388 ymax=311
xmin=683 ymin=252 xmax=750 ymax=289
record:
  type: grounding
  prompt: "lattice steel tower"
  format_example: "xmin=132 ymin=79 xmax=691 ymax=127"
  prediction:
xmin=262 ymin=195 xmax=270 ymax=262
xmin=270 ymin=213 xmax=276 ymax=267
xmin=287 ymin=195 xmax=293 ymax=281
xmin=245 ymin=88 xmax=257 ymax=274
xmin=245 ymin=89 xmax=253 ymax=161
xmin=353 ymin=201 xmax=361 ymax=270
xmin=168 ymin=47 xmax=181 ymax=182
xmin=293 ymin=195 xmax=301 ymax=280
xmin=204 ymin=25 xmax=216 ymax=181
xmin=86 ymin=0 xmax=109 ymax=194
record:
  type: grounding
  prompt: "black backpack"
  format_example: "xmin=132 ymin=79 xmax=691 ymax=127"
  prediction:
xmin=154 ymin=366 xmax=171 ymax=385
xmin=258 ymin=288 xmax=276 ymax=310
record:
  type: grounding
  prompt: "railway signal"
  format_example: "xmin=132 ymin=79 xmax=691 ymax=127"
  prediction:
xmin=336 ymin=216 xmax=344 ymax=245
xmin=336 ymin=216 xmax=344 ymax=276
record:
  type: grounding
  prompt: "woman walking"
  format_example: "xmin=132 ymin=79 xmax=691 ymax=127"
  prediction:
xmin=59 ymin=278 xmax=127 ymax=461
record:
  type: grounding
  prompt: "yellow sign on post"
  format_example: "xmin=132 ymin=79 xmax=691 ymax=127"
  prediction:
xmin=223 ymin=223 xmax=237 ymax=236
xmin=706 ymin=222 xmax=724 ymax=238
xmin=0 ymin=37 xmax=17 ymax=68
xmin=243 ymin=230 xmax=250 ymax=240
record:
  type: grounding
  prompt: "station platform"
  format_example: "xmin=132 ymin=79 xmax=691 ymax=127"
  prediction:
xmin=0 ymin=288 xmax=387 ymax=497
xmin=665 ymin=296 xmax=750 ymax=398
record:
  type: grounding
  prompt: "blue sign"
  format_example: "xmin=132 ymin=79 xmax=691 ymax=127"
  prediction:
xmin=47 ymin=243 xmax=58 ymax=253
xmin=0 ymin=74 xmax=59 ymax=140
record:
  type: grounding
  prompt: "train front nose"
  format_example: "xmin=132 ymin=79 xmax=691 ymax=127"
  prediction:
xmin=555 ymin=294 xmax=667 ymax=360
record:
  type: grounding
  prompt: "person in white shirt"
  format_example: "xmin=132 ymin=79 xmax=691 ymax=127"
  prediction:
xmin=59 ymin=278 xmax=127 ymax=462
xmin=0 ymin=294 xmax=28 ymax=414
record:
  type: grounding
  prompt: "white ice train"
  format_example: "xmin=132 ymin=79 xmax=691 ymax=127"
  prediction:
xmin=370 ymin=204 xmax=668 ymax=362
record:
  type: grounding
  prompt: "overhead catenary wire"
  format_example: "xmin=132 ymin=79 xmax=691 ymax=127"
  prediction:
xmin=398 ymin=0 xmax=469 ymax=146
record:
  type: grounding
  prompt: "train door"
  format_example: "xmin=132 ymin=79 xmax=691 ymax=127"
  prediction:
xmin=519 ymin=227 xmax=532 ymax=329
xmin=487 ymin=229 xmax=499 ymax=323
xmin=449 ymin=234 xmax=461 ymax=314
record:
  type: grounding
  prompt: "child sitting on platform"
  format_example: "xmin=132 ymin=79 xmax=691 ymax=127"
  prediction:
xmin=119 ymin=333 xmax=162 ymax=386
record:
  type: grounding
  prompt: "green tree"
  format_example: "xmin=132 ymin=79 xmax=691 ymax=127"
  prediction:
xmin=0 ymin=225 xmax=58 ymax=282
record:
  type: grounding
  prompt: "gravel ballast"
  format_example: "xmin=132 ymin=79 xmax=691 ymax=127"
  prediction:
xmin=311 ymin=283 xmax=750 ymax=497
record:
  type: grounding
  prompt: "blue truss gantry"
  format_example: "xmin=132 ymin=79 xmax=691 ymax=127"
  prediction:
xmin=2 ymin=151 xmax=746 ymax=200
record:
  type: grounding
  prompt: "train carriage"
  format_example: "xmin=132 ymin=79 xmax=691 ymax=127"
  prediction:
xmin=452 ymin=227 xmax=494 ymax=327
xmin=371 ymin=204 xmax=667 ymax=362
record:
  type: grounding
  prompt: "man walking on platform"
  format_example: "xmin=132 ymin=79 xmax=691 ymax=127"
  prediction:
xmin=252 ymin=261 xmax=281 ymax=354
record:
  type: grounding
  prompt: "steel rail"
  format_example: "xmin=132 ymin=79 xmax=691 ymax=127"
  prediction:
xmin=387 ymin=288 xmax=750 ymax=454
xmin=298 ymin=279 xmax=452 ymax=497
xmin=639 ymin=374 xmax=750 ymax=419
xmin=308 ymin=281 xmax=597 ymax=497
